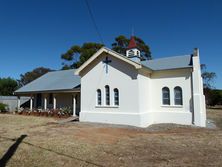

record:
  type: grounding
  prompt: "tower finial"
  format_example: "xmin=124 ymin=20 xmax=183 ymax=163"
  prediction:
xmin=131 ymin=27 xmax=134 ymax=36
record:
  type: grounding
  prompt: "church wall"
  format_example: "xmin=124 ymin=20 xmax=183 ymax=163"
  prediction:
xmin=191 ymin=50 xmax=206 ymax=127
xmin=137 ymin=72 xmax=152 ymax=113
xmin=149 ymin=68 xmax=193 ymax=125
xmin=79 ymin=52 xmax=196 ymax=127
xmin=80 ymin=54 xmax=141 ymax=126
xmin=78 ymin=47 xmax=206 ymax=127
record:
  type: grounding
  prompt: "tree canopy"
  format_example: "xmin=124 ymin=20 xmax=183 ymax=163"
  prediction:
xmin=0 ymin=77 xmax=18 ymax=96
xmin=18 ymin=67 xmax=52 ymax=86
xmin=205 ymin=89 xmax=222 ymax=106
xmin=201 ymin=64 xmax=216 ymax=89
xmin=61 ymin=43 xmax=104 ymax=69
xmin=200 ymin=64 xmax=221 ymax=106
xmin=61 ymin=35 xmax=152 ymax=69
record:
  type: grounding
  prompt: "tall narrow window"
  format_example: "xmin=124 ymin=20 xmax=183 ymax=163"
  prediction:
xmin=174 ymin=86 xmax=183 ymax=105
xmin=162 ymin=87 xmax=170 ymax=105
xmin=114 ymin=88 xmax=119 ymax=106
xmin=105 ymin=85 xmax=110 ymax=105
xmin=97 ymin=89 xmax=101 ymax=105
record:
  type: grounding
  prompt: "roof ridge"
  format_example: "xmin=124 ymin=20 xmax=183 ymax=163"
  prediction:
xmin=47 ymin=69 xmax=76 ymax=74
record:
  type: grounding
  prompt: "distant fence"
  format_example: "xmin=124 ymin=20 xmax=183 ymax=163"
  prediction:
xmin=0 ymin=96 xmax=30 ymax=112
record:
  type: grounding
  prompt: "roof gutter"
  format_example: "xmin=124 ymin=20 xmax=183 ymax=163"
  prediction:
xmin=14 ymin=88 xmax=80 ymax=95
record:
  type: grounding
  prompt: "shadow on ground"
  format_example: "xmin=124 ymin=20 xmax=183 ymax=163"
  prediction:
xmin=0 ymin=135 xmax=27 ymax=167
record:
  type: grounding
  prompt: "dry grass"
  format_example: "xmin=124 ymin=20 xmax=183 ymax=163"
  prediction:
xmin=207 ymin=108 xmax=222 ymax=129
xmin=0 ymin=110 xmax=222 ymax=167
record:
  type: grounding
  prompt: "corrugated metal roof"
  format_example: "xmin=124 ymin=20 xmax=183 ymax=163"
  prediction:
xmin=141 ymin=55 xmax=192 ymax=71
xmin=15 ymin=69 xmax=80 ymax=94
xmin=0 ymin=96 xmax=29 ymax=100
xmin=15 ymin=51 xmax=193 ymax=94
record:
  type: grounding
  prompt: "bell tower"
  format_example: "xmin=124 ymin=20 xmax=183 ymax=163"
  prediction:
xmin=126 ymin=36 xmax=141 ymax=62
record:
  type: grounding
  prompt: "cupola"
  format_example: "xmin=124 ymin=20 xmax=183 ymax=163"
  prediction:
xmin=126 ymin=36 xmax=141 ymax=62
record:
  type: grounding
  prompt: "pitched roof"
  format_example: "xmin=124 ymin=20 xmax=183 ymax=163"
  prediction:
xmin=75 ymin=47 xmax=143 ymax=75
xmin=141 ymin=55 xmax=192 ymax=71
xmin=0 ymin=96 xmax=29 ymax=100
xmin=15 ymin=49 xmax=193 ymax=94
xmin=127 ymin=36 xmax=137 ymax=49
xmin=15 ymin=69 xmax=80 ymax=94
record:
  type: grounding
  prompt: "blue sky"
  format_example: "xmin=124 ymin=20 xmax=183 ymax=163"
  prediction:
xmin=0 ymin=0 xmax=221 ymax=89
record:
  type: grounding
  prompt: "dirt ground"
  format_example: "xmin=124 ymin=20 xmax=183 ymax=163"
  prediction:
xmin=0 ymin=109 xmax=222 ymax=167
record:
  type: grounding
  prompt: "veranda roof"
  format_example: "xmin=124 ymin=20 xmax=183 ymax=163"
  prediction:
xmin=15 ymin=69 xmax=80 ymax=94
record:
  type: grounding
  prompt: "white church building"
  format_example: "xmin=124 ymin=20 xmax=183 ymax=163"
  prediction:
xmin=15 ymin=37 xmax=206 ymax=127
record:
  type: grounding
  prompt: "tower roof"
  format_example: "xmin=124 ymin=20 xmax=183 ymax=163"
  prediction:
xmin=127 ymin=36 xmax=137 ymax=49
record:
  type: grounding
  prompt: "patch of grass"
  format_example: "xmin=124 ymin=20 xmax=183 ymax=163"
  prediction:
xmin=207 ymin=108 xmax=222 ymax=129
xmin=1 ymin=111 xmax=222 ymax=166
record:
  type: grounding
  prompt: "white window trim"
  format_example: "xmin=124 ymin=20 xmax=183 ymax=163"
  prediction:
xmin=96 ymin=89 xmax=102 ymax=106
xmin=161 ymin=86 xmax=184 ymax=107
xmin=174 ymin=86 xmax=183 ymax=106
xmin=162 ymin=87 xmax=170 ymax=105
xmin=95 ymin=105 xmax=119 ymax=108
xmin=113 ymin=88 xmax=119 ymax=106
xmin=105 ymin=85 xmax=110 ymax=106
xmin=161 ymin=105 xmax=183 ymax=108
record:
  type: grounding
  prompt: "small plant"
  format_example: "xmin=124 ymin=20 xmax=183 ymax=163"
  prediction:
xmin=61 ymin=107 xmax=72 ymax=116
xmin=0 ymin=103 xmax=8 ymax=113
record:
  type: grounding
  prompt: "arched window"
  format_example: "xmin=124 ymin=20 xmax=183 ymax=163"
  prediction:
xmin=114 ymin=88 xmax=119 ymax=106
xmin=174 ymin=86 xmax=183 ymax=105
xmin=105 ymin=85 xmax=110 ymax=105
xmin=97 ymin=89 xmax=101 ymax=105
xmin=162 ymin=87 xmax=170 ymax=105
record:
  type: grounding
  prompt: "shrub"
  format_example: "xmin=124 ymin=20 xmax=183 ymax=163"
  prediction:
xmin=61 ymin=107 xmax=72 ymax=115
xmin=0 ymin=103 xmax=8 ymax=112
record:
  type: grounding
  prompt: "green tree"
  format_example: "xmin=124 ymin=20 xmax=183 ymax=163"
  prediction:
xmin=18 ymin=67 xmax=52 ymax=86
xmin=61 ymin=35 xmax=152 ymax=69
xmin=61 ymin=43 xmax=104 ymax=69
xmin=112 ymin=35 xmax=152 ymax=60
xmin=200 ymin=64 xmax=220 ymax=106
xmin=201 ymin=64 xmax=216 ymax=89
xmin=210 ymin=89 xmax=222 ymax=106
xmin=0 ymin=77 xmax=18 ymax=96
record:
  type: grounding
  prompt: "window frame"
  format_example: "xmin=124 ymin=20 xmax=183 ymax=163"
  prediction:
xmin=105 ymin=85 xmax=110 ymax=106
xmin=113 ymin=88 xmax=119 ymax=106
xmin=162 ymin=87 xmax=170 ymax=105
xmin=174 ymin=86 xmax=183 ymax=105
xmin=97 ymin=89 xmax=102 ymax=106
